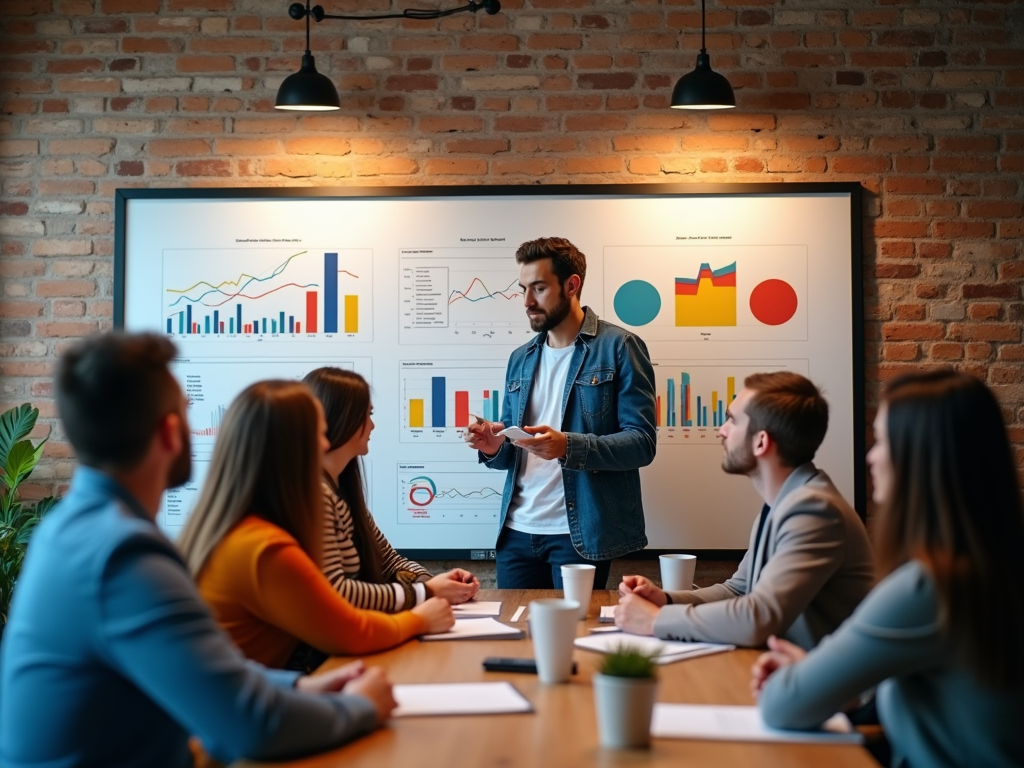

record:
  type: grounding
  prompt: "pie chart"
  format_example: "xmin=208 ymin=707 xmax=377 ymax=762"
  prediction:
xmin=749 ymin=279 xmax=798 ymax=326
xmin=614 ymin=280 xmax=662 ymax=326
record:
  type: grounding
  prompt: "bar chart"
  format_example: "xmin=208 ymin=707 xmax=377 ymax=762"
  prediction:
xmin=397 ymin=462 xmax=502 ymax=524
xmin=400 ymin=360 xmax=506 ymax=443
xmin=652 ymin=359 xmax=810 ymax=444
xmin=163 ymin=247 xmax=372 ymax=341
xmin=174 ymin=357 xmax=372 ymax=447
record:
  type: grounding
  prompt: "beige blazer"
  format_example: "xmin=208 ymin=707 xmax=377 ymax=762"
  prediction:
xmin=652 ymin=463 xmax=874 ymax=649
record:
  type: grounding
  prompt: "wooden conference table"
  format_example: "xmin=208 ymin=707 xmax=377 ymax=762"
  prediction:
xmin=235 ymin=590 xmax=877 ymax=768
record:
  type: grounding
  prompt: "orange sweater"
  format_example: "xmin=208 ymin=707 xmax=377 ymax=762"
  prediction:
xmin=197 ymin=516 xmax=427 ymax=668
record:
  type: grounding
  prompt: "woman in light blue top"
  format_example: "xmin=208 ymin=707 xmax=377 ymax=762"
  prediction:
xmin=753 ymin=370 xmax=1024 ymax=768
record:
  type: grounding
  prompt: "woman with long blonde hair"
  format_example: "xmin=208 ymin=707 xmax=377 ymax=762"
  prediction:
xmin=303 ymin=367 xmax=479 ymax=612
xmin=753 ymin=370 xmax=1024 ymax=767
xmin=178 ymin=380 xmax=453 ymax=670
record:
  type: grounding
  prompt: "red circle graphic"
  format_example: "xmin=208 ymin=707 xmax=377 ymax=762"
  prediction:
xmin=749 ymin=279 xmax=798 ymax=326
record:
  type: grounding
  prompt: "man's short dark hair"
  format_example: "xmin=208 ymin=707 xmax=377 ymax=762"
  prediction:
xmin=743 ymin=372 xmax=829 ymax=468
xmin=515 ymin=237 xmax=587 ymax=298
xmin=56 ymin=332 xmax=180 ymax=468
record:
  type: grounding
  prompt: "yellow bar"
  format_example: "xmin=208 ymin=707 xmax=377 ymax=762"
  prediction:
xmin=727 ymin=376 xmax=735 ymax=404
xmin=344 ymin=295 xmax=358 ymax=333
xmin=409 ymin=399 xmax=424 ymax=428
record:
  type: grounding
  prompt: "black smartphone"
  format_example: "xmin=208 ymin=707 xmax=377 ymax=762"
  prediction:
xmin=482 ymin=657 xmax=577 ymax=674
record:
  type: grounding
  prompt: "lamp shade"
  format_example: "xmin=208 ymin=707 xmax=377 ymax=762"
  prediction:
xmin=670 ymin=52 xmax=735 ymax=110
xmin=275 ymin=53 xmax=340 ymax=111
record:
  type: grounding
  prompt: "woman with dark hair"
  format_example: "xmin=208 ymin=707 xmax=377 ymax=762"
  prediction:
xmin=178 ymin=380 xmax=454 ymax=670
xmin=303 ymin=367 xmax=480 ymax=612
xmin=752 ymin=370 xmax=1024 ymax=766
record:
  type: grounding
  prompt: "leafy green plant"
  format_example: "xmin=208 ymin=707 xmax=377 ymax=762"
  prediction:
xmin=1 ymin=404 xmax=58 ymax=630
xmin=597 ymin=643 xmax=661 ymax=679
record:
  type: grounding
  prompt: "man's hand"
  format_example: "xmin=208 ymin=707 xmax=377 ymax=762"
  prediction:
xmin=613 ymin=592 xmax=660 ymax=636
xmin=750 ymin=635 xmax=807 ymax=698
xmin=618 ymin=574 xmax=668 ymax=607
xmin=343 ymin=667 xmax=398 ymax=725
xmin=464 ymin=418 xmax=505 ymax=457
xmin=295 ymin=660 xmax=366 ymax=695
xmin=425 ymin=569 xmax=480 ymax=604
xmin=513 ymin=424 xmax=567 ymax=460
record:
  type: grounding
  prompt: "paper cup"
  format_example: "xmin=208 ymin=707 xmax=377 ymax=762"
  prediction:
xmin=528 ymin=598 xmax=579 ymax=683
xmin=561 ymin=563 xmax=596 ymax=619
xmin=659 ymin=554 xmax=697 ymax=592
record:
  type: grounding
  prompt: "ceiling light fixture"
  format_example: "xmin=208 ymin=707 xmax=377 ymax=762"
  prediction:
xmin=276 ymin=0 xmax=502 ymax=112
xmin=670 ymin=0 xmax=735 ymax=110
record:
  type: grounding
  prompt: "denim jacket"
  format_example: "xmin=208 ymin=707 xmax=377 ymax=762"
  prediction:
xmin=481 ymin=307 xmax=657 ymax=560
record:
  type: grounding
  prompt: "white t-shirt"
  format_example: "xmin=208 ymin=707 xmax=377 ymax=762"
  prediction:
xmin=505 ymin=341 xmax=575 ymax=534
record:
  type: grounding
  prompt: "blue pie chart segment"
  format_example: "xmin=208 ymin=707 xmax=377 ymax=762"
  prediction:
xmin=614 ymin=280 xmax=661 ymax=326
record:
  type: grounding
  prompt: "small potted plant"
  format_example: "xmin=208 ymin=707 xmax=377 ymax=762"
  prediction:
xmin=1 ymin=404 xmax=57 ymax=635
xmin=592 ymin=643 xmax=660 ymax=749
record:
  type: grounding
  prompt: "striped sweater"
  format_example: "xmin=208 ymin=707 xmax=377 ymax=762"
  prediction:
xmin=322 ymin=482 xmax=432 ymax=613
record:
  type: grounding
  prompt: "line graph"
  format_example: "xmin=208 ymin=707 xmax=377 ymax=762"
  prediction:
xmin=400 ymin=247 xmax=533 ymax=345
xmin=448 ymin=276 xmax=523 ymax=306
xmin=162 ymin=247 xmax=373 ymax=340
xmin=398 ymin=462 xmax=502 ymax=524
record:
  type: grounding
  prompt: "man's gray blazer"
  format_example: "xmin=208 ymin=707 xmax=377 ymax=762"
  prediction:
xmin=652 ymin=463 xmax=873 ymax=649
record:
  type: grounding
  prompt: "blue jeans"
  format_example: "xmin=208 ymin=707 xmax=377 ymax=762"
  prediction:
xmin=496 ymin=527 xmax=611 ymax=589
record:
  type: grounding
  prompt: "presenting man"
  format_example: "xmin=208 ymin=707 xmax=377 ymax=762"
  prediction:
xmin=466 ymin=237 xmax=657 ymax=589
xmin=616 ymin=372 xmax=873 ymax=649
xmin=0 ymin=332 xmax=396 ymax=768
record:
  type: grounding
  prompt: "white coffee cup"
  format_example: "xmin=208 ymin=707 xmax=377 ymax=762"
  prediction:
xmin=528 ymin=598 xmax=579 ymax=684
xmin=560 ymin=563 xmax=596 ymax=619
xmin=659 ymin=554 xmax=697 ymax=592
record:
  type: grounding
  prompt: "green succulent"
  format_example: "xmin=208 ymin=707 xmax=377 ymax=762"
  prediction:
xmin=597 ymin=643 xmax=661 ymax=679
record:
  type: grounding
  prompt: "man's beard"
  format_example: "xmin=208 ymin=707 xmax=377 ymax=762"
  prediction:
xmin=721 ymin=437 xmax=756 ymax=475
xmin=528 ymin=289 xmax=572 ymax=333
xmin=167 ymin=417 xmax=193 ymax=489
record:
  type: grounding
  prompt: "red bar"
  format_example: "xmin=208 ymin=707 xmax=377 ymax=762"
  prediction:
xmin=656 ymin=395 xmax=661 ymax=427
xmin=219 ymin=322 xmax=224 ymax=333
xmin=454 ymin=391 xmax=469 ymax=427
xmin=306 ymin=291 xmax=318 ymax=333
xmin=684 ymin=385 xmax=690 ymax=423
xmin=296 ymin=321 xmax=301 ymax=333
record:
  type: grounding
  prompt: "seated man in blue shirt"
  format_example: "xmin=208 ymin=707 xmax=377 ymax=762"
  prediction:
xmin=0 ymin=332 xmax=396 ymax=768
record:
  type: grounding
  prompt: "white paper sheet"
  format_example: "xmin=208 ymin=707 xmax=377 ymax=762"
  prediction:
xmin=651 ymin=704 xmax=863 ymax=744
xmin=452 ymin=601 xmax=503 ymax=618
xmin=392 ymin=682 xmax=533 ymax=717
xmin=421 ymin=617 xmax=524 ymax=641
xmin=599 ymin=605 xmax=616 ymax=622
xmin=573 ymin=632 xmax=734 ymax=664
xmin=510 ymin=606 xmax=526 ymax=622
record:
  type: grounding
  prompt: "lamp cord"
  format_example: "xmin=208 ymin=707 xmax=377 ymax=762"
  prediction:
xmin=700 ymin=0 xmax=707 ymax=54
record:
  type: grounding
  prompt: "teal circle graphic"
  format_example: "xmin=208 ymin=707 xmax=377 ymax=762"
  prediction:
xmin=614 ymin=280 xmax=661 ymax=326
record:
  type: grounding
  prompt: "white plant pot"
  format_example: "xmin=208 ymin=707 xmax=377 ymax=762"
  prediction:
xmin=592 ymin=673 xmax=658 ymax=749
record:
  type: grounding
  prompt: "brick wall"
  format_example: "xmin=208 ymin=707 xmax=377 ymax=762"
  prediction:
xmin=1 ymin=0 xmax=1023 ymax=501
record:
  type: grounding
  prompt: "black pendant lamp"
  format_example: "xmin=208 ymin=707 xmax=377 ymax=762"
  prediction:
xmin=275 ymin=1 xmax=341 ymax=111
xmin=670 ymin=0 xmax=735 ymax=110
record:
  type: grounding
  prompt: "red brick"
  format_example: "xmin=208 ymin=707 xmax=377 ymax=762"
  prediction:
xmin=577 ymin=73 xmax=636 ymax=90
xmin=882 ymin=322 xmax=945 ymax=341
xmin=423 ymin=158 xmax=488 ymax=175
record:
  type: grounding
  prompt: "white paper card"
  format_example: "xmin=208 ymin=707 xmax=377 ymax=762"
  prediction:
xmin=574 ymin=632 xmax=734 ymax=664
xmin=421 ymin=617 xmax=524 ymax=641
xmin=393 ymin=682 xmax=533 ymax=717
xmin=452 ymin=601 xmax=503 ymax=618
xmin=651 ymin=704 xmax=863 ymax=744
xmin=599 ymin=605 xmax=616 ymax=622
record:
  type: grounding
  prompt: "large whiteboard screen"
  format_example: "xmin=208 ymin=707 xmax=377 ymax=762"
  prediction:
xmin=116 ymin=184 xmax=864 ymax=556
